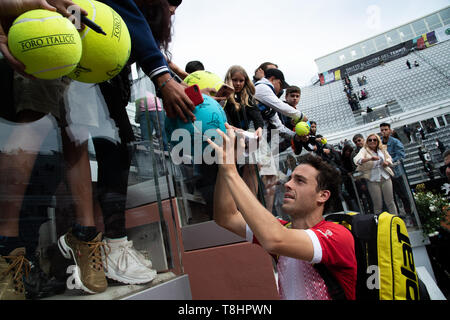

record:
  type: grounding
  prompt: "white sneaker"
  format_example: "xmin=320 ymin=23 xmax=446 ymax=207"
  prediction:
xmin=102 ymin=238 xmax=157 ymax=285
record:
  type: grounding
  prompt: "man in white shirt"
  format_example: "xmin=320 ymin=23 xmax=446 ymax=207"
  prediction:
xmin=254 ymin=68 xmax=307 ymax=140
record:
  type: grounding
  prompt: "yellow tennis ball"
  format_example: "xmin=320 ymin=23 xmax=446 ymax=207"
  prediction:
xmin=68 ymin=0 xmax=131 ymax=83
xmin=184 ymin=70 xmax=224 ymax=93
xmin=321 ymin=138 xmax=328 ymax=145
xmin=7 ymin=9 xmax=82 ymax=79
xmin=295 ymin=121 xmax=310 ymax=136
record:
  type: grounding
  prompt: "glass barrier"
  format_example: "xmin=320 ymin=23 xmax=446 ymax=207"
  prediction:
xmin=0 ymin=59 xmax=182 ymax=300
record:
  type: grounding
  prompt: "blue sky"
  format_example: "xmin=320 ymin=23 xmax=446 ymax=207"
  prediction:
xmin=170 ymin=0 xmax=449 ymax=87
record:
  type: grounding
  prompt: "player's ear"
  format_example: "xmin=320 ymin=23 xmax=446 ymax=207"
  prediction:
xmin=317 ymin=190 xmax=330 ymax=206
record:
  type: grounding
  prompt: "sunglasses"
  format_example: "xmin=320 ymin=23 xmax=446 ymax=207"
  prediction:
xmin=367 ymin=138 xmax=378 ymax=142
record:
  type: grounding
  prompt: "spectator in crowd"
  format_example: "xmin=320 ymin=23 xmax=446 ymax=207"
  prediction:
xmin=414 ymin=61 xmax=420 ymax=67
xmin=418 ymin=146 xmax=434 ymax=180
xmin=403 ymin=125 xmax=413 ymax=143
xmin=357 ymin=76 xmax=362 ymax=86
xmin=278 ymin=86 xmax=302 ymax=152
xmin=279 ymin=86 xmax=301 ymax=131
xmin=209 ymin=130 xmax=357 ymax=300
xmin=185 ymin=60 xmax=205 ymax=74
xmin=416 ymin=125 xmax=426 ymax=140
xmin=351 ymin=134 xmax=374 ymax=214
xmin=406 ymin=60 xmax=412 ymax=69
xmin=253 ymin=62 xmax=278 ymax=83
xmin=309 ymin=121 xmax=317 ymax=137
xmin=291 ymin=121 xmax=324 ymax=157
xmin=359 ymin=89 xmax=367 ymax=100
xmin=361 ymin=75 xmax=367 ymax=85
xmin=135 ymin=90 xmax=168 ymax=151
xmin=348 ymin=95 xmax=360 ymax=111
xmin=436 ymin=138 xmax=446 ymax=155
xmin=353 ymin=133 xmax=398 ymax=215
xmin=426 ymin=123 xmax=436 ymax=133
xmin=380 ymin=123 xmax=412 ymax=216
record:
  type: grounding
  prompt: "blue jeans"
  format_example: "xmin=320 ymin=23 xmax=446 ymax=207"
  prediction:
xmin=138 ymin=111 xmax=168 ymax=151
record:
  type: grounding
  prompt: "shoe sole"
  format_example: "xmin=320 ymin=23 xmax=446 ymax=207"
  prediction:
xmin=57 ymin=235 xmax=97 ymax=294
xmin=105 ymin=266 xmax=157 ymax=285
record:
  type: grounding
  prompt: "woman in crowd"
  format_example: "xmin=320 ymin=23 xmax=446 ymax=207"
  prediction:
xmin=353 ymin=133 xmax=398 ymax=215
xmin=223 ymin=65 xmax=264 ymax=196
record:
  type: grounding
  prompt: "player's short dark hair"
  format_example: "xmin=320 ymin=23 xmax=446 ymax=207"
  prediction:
xmin=297 ymin=154 xmax=341 ymax=212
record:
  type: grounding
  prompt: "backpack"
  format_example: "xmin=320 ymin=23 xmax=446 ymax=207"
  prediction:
xmin=316 ymin=212 xmax=430 ymax=300
xmin=254 ymin=82 xmax=277 ymax=120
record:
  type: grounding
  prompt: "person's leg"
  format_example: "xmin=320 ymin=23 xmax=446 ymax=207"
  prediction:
xmin=392 ymin=176 xmax=412 ymax=215
xmin=58 ymin=129 xmax=107 ymax=294
xmin=156 ymin=110 xmax=168 ymax=151
xmin=367 ymin=180 xmax=383 ymax=215
xmin=93 ymin=138 xmax=128 ymax=239
xmin=381 ymin=178 xmax=398 ymax=215
xmin=61 ymin=130 xmax=96 ymax=228
xmin=138 ymin=112 xmax=150 ymax=142
xmin=0 ymin=111 xmax=50 ymax=241
xmin=93 ymin=137 xmax=156 ymax=284
xmin=0 ymin=111 xmax=51 ymax=300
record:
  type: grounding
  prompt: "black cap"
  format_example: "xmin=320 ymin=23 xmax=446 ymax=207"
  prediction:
xmin=265 ymin=68 xmax=289 ymax=89
xmin=168 ymin=0 xmax=182 ymax=6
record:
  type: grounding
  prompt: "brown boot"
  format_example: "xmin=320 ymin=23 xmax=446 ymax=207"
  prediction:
xmin=0 ymin=248 xmax=30 ymax=300
xmin=58 ymin=230 xmax=108 ymax=294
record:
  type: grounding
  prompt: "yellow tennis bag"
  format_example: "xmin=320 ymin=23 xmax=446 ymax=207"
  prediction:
xmin=318 ymin=212 xmax=429 ymax=300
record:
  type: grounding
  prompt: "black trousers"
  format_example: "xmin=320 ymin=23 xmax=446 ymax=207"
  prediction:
xmin=93 ymin=137 xmax=132 ymax=239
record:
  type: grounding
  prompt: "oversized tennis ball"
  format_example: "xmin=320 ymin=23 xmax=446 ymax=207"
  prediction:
xmin=165 ymin=95 xmax=227 ymax=156
xmin=68 ymin=0 xmax=131 ymax=83
xmin=295 ymin=121 xmax=310 ymax=136
xmin=321 ymin=138 xmax=328 ymax=145
xmin=184 ymin=70 xmax=224 ymax=93
xmin=7 ymin=9 xmax=82 ymax=79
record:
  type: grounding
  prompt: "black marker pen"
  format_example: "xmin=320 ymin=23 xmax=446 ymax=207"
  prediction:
xmin=81 ymin=15 xmax=106 ymax=35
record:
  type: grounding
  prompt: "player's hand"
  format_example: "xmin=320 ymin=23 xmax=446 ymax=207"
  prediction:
xmin=207 ymin=123 xmax=245 ymax=170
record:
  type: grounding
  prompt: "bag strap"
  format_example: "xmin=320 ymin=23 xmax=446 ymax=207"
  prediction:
xmin=313 ymin=263 xmax=347 ymax=300
xmin=324 ymin=213 xmax=354 ymax=226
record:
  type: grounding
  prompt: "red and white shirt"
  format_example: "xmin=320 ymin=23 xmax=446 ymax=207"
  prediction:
xmin=246 ymin=219 xmax=356 ymax=300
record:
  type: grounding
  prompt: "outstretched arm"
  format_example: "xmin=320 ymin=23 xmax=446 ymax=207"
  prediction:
xmin=208 ymin=124 xmax=314 ymax=261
